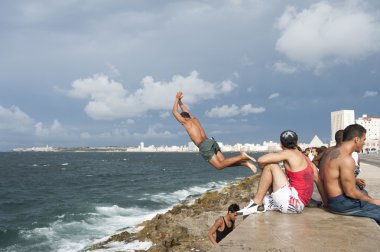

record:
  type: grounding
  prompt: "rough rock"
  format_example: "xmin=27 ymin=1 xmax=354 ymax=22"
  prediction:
xmin=88 ymin=174 xmax=260 ymax=251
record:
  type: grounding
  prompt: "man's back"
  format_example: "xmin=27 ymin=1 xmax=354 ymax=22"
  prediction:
xmin=320 ymin=124 xmax=380 ymax=224
xmin=320 ymin=146 xmax=355 ymax=198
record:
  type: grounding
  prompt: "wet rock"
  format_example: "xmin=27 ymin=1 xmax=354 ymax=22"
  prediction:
xmin=89 ymin=174 xmax=260 ymax=251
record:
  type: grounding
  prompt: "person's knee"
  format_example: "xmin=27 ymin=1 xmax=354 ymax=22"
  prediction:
xmin=213 ymin=164 xmax=223 ymax=170
xmin=263 ymin=163 xmax=280 ymax=172
xmin=209 ymin=157 xmax=223 ymax=170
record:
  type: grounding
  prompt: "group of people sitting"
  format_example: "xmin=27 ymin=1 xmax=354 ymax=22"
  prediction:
xmin=172 ymin=91 xmax=380 ymax=245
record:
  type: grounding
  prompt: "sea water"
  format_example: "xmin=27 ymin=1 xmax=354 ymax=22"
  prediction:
xmin=0 ymin=152 xmax=260 ymax=252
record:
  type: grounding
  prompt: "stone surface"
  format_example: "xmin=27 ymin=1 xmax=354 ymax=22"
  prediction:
xmin=211 ymin=162 xmax=380 ymax=252
xmin=88 ymin=158 xmax=380 ymax=252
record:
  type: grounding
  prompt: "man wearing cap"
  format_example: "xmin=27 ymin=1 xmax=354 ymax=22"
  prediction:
xmin=238 ymin=130 xmax=325 ymax=215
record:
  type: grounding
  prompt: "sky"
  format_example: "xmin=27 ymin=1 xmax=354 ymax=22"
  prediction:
xmin=0 ymin=0 xmax=379 ymax=151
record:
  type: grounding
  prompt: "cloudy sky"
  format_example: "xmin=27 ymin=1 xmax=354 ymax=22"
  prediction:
xmin=0 ymin=0 xmax=379 ymax=151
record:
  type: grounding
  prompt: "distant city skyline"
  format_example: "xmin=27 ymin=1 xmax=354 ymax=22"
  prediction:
xmin=12 ymin=137 xmax=326 ymax=153
xmin=13 ymin=109 xmax=380 ymax=153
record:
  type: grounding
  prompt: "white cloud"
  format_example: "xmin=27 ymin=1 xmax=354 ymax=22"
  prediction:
xmin=0 ymin=105 xmax=34 ymax=133
xmin=363 ymin=90 xmax=378 ymax=97
xmin=233 ymin=71 xmax=240 ymax=79
xmin=132 ymin=124 xmax=176 ymax=139
xmin=0 ymin=105 xmax=72 ymax=145
xmin=106 ymin=63 xmax=121 ymax=77
xmin=268 ymin=93 xmax=280 ymax=99
xmin=67 ymin=71 xmax=237 ymax=120
xmin=205 ymin=104 xmax=265 ymax=118
xmin=34 ymin=119 xmax=65 ymax=137
xmin=275 ymin=1 xmax=380 ymax=72
xmin=240 ymin=104 xmax=265 ymax=114
xmin=241 ymin=54 xmax=254 ymax=66
xmin=273 ymin=61 xmax=297 ymax=74
xmin=160 ymin=111 xmax=170 ymax=118
xmin=80 ymin=132 xmax=91 ymax=139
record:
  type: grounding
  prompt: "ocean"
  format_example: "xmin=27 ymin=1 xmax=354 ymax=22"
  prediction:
xmin=0 ymin=152 xmax=260 ymax=252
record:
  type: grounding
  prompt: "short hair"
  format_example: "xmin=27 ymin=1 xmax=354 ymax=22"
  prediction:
xmin=335 ymin=130 xmax=344 ymax=145
xmin=343 ymin=124 xmax=366 ymax=142
xmin=228 ymin=203 xmax=240 ymax=212
xmin=180 ymin=112 xmax=190 ymax=118
xmin=318 ymin=146 xmax=327 ymax=153
xmin=280 ymin=130 xmax=298 ymax=149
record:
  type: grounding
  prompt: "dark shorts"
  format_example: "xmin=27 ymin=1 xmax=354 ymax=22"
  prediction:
xmin=198 ymin=138 xmax=220 ymax=161
xmin=327 ymin=193 xmax=380 ymax=224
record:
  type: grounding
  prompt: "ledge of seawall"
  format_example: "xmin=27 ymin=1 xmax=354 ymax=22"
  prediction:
xmin=211 ymin=162 xmax=380 ymax=252
xmin=89 ymin=161 xmax=380 ymax=252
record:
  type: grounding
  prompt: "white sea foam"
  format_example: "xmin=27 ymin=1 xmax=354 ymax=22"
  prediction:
xmin=15 ymin=180 xmax=232 ymax=252
xmin=17 ymin=205 xmax=168 ymax=252
xmin=93 ymin=240 xmax=153 ymax=252
xmin=146 ymin=180 xmax=229 ymax=205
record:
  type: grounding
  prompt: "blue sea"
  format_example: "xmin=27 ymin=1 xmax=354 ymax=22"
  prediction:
xmin=0 ymin=152 xmax=260 ymax=252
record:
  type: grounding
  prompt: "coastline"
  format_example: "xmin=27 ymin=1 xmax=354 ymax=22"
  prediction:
xmin=87 ymin=174 xmax=261 ymax=251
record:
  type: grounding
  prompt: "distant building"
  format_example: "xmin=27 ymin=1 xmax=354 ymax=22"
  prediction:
xmin=309 ymin=135 xmax=325 ymax=148
xmin=330 ymin=110 xmax=355 ymax=146
xmin=356 ymin=114 xmax=380 ymax=140
xmin=356 ymin=114 xmax=380 ymax=153
xmin=188 ymin=142 xmax=197 ymax=152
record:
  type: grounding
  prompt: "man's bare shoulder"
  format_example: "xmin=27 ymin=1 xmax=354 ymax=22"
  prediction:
xmin=324 ymin=147 xmax=341 ymax=161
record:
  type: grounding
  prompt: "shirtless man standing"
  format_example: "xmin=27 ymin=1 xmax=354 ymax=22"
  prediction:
xmin=172 ymin=91 xmax=256 ymax=172
xmin=320 ymin=124 xmax=380 ymax=224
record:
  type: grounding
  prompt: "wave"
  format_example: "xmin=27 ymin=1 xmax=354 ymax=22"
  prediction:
xmin=2 ymin=205 xmax=166 ymax=252
xmin=140 ymin=180 xmax=230 ymax=205
xmin=4 ymin=179 xmax=236 ymax=252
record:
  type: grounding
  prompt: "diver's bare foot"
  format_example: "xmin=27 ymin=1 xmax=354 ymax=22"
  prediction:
xmin=241 ymin=152 xmax=256 ymax=162
xmin=245 ymin=160 xmax=257 ymax=173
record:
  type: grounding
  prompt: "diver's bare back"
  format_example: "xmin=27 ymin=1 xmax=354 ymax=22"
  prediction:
xmin=183 ymin=117 xmax=207 ymax=146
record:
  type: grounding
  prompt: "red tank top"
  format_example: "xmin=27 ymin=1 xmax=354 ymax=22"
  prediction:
xmin=285 ymin=156 xmax=314 ymax=205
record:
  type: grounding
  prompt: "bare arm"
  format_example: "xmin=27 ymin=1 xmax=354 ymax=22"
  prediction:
xmin=172 ymin=92 xmax=186 ymax=124
xmin=178 ymin=93 xmax=196 ymax=118
xmin=340 ymin=158 xmax=376 ymax=204
xmin=311 ymin=163 xmax=327 ymax=207
xmin=178 ymin=99 xmax=190 ymax=113
xmin=207 ymin=218 xmax=222 ymax=246
xmin=355 ymin=178 xmax=366 ymax=189
xmin=312 ymin=152 xmax=323 ymax=167
xmin=258 ymin=151 xmax=289 ymax=168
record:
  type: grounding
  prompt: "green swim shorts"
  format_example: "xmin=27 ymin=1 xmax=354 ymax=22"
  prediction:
xmin=198 ymin=138 xmax=220 ymax=161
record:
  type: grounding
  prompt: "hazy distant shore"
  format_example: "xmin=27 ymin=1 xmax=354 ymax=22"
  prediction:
xmin=11 ymin=146 xmax=269 ymax=153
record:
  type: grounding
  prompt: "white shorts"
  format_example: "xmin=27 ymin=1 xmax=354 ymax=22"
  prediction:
xmin=263 ymin=183 xmax=304 ymax=213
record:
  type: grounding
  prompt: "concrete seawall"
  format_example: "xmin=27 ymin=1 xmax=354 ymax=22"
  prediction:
xmin=211 ymin=161 xmax=380 ymax=251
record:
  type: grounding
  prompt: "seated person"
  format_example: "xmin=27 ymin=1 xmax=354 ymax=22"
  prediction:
xmin=320 ymin=124 xmax=380 ymax=224
xmin=238 ymin=130 xmax=326 ymax=215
